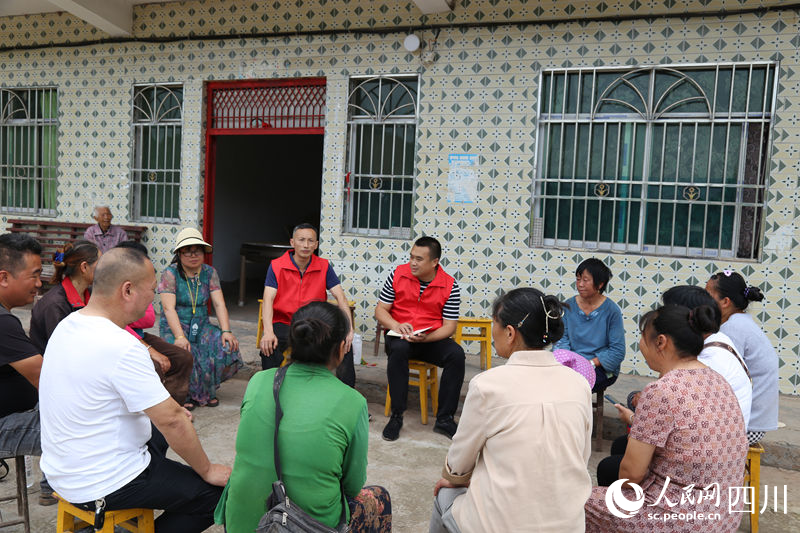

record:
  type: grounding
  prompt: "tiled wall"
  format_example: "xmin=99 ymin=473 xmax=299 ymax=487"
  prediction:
xmin=1 ymin=1 xmax=799 ymax=393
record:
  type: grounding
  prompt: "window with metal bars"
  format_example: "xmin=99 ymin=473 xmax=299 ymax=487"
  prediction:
xmin=0 ymin=88 xmax=58 ymax=215
xmin=130 ymin=84 xmax=183 ymax=222
xmin=532 ymin=63 xmax=776 ymax=260
xmin=344 ymin=75 xmax=419 ymax=237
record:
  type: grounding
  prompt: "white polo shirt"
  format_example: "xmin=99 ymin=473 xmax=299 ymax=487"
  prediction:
xmin=39 ymin=312 xmax=170 ymax=503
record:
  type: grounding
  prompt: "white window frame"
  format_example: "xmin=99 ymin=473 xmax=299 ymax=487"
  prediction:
xmin=130 ymin=83 xmax=183 ymax=223
xmin=0 ymin=87 xmax=58 ymax=215
xmin=343 ymin=74 xmax=419 ymax=238
xmin=532 ymin=62 xmax=778 ymax=260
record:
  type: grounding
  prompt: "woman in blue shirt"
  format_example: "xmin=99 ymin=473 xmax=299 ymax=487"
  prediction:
xmin=556 ymin=258 xmax=625 ymax=391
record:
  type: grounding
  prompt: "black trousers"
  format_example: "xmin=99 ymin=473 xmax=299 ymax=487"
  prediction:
xmin=596 ymin=434 xmax=629 ymax=487
xmin=385 ymin=335 xmax=465 ymax=419
xmin=76 ymin=427 xmax=222 ymax=533
xmin=592 ymin=365 xmax=618 ymax=393
xmin=260 ymin=322 xmax=356 ymax=387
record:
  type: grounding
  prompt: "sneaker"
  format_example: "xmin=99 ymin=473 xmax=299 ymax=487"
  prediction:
xmin=382 ymin=413 xmax=403 ymax=441
xmin=39 ymin=491 xmax=57 ymax=506
xmin=433 ymin=416 xmax=458 ymax=439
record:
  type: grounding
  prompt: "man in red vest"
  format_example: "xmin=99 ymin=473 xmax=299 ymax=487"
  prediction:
xmin=375 ymin=236 xmax=465 ymax=441
xmin=259 ymin=223 xmax=355 ymax=386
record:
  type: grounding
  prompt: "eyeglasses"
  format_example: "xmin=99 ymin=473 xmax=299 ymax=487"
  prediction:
xmin=180 ymin=248 xmax=204 ymax=257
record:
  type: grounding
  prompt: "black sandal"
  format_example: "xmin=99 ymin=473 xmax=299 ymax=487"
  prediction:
xmin=183 ymin=400 xmax=197 ymax=411
xmin=0 ymin=459 xmax=8 ymax=481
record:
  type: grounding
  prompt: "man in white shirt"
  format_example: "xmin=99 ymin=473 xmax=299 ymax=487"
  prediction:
xmin=39 ymin=247 xmax=230 ymax=532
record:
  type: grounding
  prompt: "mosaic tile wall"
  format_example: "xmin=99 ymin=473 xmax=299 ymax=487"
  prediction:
xmin=0 ymin=0 xmax=786 ymax=49
xmin=1 ymin=1 xmax=799 ymax=393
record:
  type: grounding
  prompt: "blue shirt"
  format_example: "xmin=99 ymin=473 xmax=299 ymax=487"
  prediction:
xmin=264 ymin=252 xmax=341 ymax=290
xmin=555 ymin=296 xmax=625 ymax=375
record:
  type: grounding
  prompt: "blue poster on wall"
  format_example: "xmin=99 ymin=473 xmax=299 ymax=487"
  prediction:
xmin=448 ymin=153 xmax=478 ymax=203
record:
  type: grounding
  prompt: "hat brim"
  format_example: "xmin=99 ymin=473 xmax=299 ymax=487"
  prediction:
xmin=173 ymin=237 xmax=212 ymax=254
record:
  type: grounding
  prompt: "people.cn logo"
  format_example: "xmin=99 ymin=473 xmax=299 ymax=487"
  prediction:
xmin=605 ymin=479 xmax=646 ymax=519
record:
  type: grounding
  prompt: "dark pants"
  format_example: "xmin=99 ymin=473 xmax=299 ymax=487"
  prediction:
xmin=260 ymin=322 xmax=356 ymax=388
xmin=592 ymin=365 xmax=618 ymax=393
xmin=143 ymin=332 xmax=193 ymax=403
xmin=596 ymin=434 xmax=628 ymax=486
xmin=385 ymin=335 xmax=465 ymax=419
xmin=76 ymin=427 xmax=222 ymax=533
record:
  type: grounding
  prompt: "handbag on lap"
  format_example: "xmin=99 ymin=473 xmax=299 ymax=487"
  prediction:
xmin=255 ymin=364 xmax=350 ymax=533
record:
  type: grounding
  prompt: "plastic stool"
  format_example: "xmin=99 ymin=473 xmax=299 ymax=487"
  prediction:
xmin=384 ymin=360 xmax=438 ymax=425
xmin=454 ymin=317 xmax=493 ymax=370
xmin=744 ymin=443 xmax=764 ymax=533
xmin=55 ymin=494 xmax=154 ymax=533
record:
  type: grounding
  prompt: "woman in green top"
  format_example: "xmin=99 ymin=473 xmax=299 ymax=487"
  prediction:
xmin=215 ymin=301 xmax=392 ymax=533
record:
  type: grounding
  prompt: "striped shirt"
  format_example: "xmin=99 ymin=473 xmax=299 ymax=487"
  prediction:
xmin=379 ymin=270 xmax=461 ymax=321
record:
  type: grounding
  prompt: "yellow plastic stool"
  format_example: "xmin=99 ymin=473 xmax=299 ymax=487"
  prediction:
xmin=454 ymin=317 xmax=493 ymax=370
xmin=744 ymin=443 xmax=764 ymax=533
xmin=384 ymin=360 xmax=438 ymax=425
xmin=55 ymin=494 xmax=154 ymax=533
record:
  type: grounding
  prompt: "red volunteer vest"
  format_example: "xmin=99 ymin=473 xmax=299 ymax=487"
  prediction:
xmin=390 ymin=263 xmax=454 ymax=331
xmin=271 ymin=251 xmax=329 ymax=325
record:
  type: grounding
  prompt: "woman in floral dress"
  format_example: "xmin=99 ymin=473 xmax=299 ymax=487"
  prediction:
xmin=585 ymin=304 xmax=747 ymax=532
xmin=158 ymin=228 xmax=242 ymax=408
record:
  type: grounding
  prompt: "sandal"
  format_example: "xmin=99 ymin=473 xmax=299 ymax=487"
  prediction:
xmin=183 ymin=400 xmax=197 ymax=411
xmin=0 ymin=459 xmax=8 ymax=481
xmin=207 ymin=398 xmax=220 ymax=408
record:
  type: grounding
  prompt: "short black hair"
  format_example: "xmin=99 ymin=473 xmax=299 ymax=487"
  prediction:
xmin=292 ymin=223 xmax=318 ymax=239
xmin=115 ymin=240 xmax=149 ymax=258
xmin=661 ymin=285 xmax=721 ymax=333
xmin=576 ymin=258 xmax=612 ymax=293
xmin=492 ymin=287 xmax=566 ymax=348
xmin=414 ymin=236 xmax=442 ymax=261
xmin=288 ymin=301 xmax=350 ymax=365
xmin=708 ymin=271 xmax=765 ymax=311
xmin=0 ymin=233 xmax=42 ymax=275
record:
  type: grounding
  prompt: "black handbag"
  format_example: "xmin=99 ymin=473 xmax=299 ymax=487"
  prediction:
xmin=255 ymin=364 xmax=350 ymax=533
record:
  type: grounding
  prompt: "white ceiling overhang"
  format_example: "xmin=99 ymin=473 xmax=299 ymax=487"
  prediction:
xmin=0 ymin=0 xmax=184 ymax=37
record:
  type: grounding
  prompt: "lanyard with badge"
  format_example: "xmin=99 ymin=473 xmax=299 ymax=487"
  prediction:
xmin=186 ymin=274 xmax=201 ymax=342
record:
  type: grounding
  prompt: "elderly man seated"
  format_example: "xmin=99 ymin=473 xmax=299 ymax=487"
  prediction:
xmin=83 ymin=205 xmax=128 ymax=252
xmin=39 ymin=247 xmax=229 ymax=532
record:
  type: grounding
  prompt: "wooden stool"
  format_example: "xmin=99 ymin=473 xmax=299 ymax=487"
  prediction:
xmin=591 ymin=387 xmax=606 ymax=452
xmin=0 ymin=456 xmax=30 ymax=533
xmin=55 ymin=494 xmax=154 ymax=533
xmin=454 ymin=317 xmax=493 ymax=370
xmin=384 ymin=360 xmax=438 ymax=425
xmin=744 ymin=443 xmax=764 ymax=533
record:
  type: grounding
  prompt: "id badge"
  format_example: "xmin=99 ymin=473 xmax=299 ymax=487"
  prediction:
xmin=188 ymin=316 xmax=201 ymax=343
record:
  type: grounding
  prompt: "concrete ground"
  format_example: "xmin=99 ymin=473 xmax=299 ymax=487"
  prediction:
xmin=2 ymin=302 xmax=799 ymax=532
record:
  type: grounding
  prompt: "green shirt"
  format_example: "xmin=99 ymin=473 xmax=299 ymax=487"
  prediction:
xmin=214 ymin=363 xmax=368 ymax=532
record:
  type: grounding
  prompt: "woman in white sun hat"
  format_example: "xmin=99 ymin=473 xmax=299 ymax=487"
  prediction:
xmin=158 ymin=228 xmax=243 ymax=408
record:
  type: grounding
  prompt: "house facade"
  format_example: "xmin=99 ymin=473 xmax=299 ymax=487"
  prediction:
xmin=1 ymin=1 xmax=798 ymax=393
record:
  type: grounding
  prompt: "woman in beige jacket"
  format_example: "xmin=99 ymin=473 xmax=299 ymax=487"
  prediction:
xmin=430 ymin=287 xmax=593 ymax=533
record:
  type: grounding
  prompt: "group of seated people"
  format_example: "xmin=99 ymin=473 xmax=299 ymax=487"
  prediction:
xmin=0 ymin=217 xmax=780 ymax=532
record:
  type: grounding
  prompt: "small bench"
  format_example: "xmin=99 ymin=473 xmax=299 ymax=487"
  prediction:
xmin=6 ymin=219 xmax=146 ymax=281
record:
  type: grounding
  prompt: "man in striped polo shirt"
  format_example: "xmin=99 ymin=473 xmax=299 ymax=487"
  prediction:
xmin=375 ymin=236 xmax=465 ymax=441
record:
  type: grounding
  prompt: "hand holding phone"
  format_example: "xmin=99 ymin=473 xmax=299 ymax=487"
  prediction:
xmin=604 ymin=394 xmax=620 ymax=405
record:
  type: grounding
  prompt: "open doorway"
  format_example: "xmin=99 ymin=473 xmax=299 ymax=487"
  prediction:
xmin=211 ymin=134 xmax=324 ymax=306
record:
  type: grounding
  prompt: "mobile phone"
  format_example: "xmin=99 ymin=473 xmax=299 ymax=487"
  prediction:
xmin=604 ymin=394 xmax=620 ymax=405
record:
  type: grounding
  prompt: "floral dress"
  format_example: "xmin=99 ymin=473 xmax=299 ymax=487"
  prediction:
xmin=158 ymin=263 xmax=242 ymax=405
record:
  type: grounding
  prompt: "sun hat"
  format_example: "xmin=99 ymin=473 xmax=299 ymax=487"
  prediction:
xmin=173 ymin=227 xmax=212 ymax=254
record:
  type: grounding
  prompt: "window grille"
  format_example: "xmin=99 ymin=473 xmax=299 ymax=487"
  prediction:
xmin=0 ymin=88 xmax=58 ymax=215
xmin=533 ymin=63 xmax=776 ymax=260
xmin=344 ymin=75 xmax=419 ymax=237
xmin=130 ymin=84 xmax=183 ymax=222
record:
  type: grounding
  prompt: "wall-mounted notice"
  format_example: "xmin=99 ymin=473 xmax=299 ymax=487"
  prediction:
xmin=447 ymin=153 xmax=478 ymax=204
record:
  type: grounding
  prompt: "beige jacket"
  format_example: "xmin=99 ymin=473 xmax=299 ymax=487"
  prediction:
xmin=443 ymin=350 xmax=593 ymax=533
